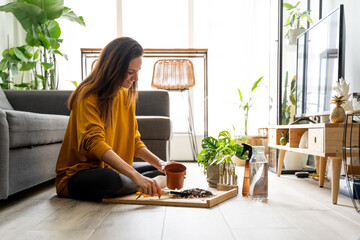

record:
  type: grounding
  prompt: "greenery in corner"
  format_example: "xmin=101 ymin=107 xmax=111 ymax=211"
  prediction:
xmin=197 ymin=130 xmax=248 ymax=173
xmin=237 ymin=76 xmax=263 ymax=136
xmin=281 ymin=71 xmax=296 ymax=125
xmin=283 ymin=1 xmax=313 ymax=39
xmin=0 ymin=0 xmax=85 ymax=90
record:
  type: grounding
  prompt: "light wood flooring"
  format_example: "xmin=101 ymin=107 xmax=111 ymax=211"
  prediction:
xmin=1 ymin=163 xmax=360 ymax=240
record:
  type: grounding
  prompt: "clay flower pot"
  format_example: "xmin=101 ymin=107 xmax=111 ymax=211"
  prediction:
xmin=164 ymin=163 xmax=187 ymax=190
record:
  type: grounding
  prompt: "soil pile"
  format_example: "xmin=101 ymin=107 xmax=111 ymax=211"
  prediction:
xmin=174 ymin=188 xmax=214 ymax=199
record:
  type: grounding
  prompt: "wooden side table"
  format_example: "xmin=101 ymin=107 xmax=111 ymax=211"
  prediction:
xmin=268 ymin=123 xmax=357 ymax=204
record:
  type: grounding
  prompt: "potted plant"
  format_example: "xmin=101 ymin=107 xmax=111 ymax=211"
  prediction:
xmin=197 ymin=130 xmax=248 ymax=187
xmin=0 ymin=0 xmax=85 ymax=90
xmin=237 ymin=76 xmax=263 ymax=136
xmin=283 ymin=1 xmax=313 ymax=45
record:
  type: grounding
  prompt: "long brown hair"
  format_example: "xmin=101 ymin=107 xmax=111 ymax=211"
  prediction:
xmin=68 ymin=37 xmax=144 ymax=127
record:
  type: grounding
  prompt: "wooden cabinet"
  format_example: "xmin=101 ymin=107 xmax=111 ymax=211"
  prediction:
xmin=268 ymin=123 xmax=348 ymax=204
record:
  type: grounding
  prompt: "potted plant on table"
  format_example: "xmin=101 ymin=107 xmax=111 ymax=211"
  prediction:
xmin=197 ymin=130 xmax=248 ymax=187
xmin=283 ymin=1 xmax=313 ymax=45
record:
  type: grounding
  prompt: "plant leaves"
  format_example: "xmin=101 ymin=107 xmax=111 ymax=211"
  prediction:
xmin=237 ymin=88 xmax=243 ymax=102
xmin=14 ymin=48 xmax=28 ymax=62
xmin=61 ymin=6 xmax=86 ymax=26
xmin=48 ymin=37 xmax=61 ymax=49
xmin=4 ymin=53 xmax=19 ymax=65
xmin=251 ymin=76 xmax=263 ymax=92
xmin=218 ymin=130 xmax=231 ymax=140
xmin=46 ymin=20 xmax=61 ymax=38
xmin=69 ymin=80 xmax=78 ymax=88
xmin=14 ymin=83 xmax=31 ymax=90
xmin=20 ymin=61 xmax=37 ymax=71
xmin=38 ymin=32 xmax=50 ymax=49
xmin=0 ymin=2 xmax=46 ymax=30
xmin=283 ymin=3 xmax=295 ymax=10
xmin=36 ymin=74 xmax=46 ymax=81
xmin=201 ymin=136 xmax=218 ymax=149
xmin=0 ymin=59 xmax=8 ymax=71
xmin=24 ymin=0 xmax=64 ymax=20
xmin=0 ymin=71 xmax=9 ymax=82
xmin=41 ymin=62 xmax=53 ymax=70
xmin=10 ymin=63 xmax=18 ymax=76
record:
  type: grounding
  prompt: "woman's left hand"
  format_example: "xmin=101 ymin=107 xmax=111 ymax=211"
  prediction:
xmin=157 ymin=160 xmax=178 ymax=173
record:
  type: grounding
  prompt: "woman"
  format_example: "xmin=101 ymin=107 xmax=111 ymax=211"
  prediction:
xmin=55 ymin=37 xmax=169 ymax=201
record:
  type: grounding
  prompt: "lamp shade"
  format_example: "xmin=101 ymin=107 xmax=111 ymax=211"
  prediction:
xmin=151 ymin=59 xmax=195 ymax=89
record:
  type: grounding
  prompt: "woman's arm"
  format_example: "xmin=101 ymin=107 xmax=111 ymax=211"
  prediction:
xmin=102 ymin=149 xmax=162 ymax=197
xmin=135 ymin=147 xmax=168 ymax=172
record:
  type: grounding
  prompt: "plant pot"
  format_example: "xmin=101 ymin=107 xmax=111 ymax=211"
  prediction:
xmin=232 ymin=155 xmax=245 ymax=166
xmin=283 ymin=151 xmax=308 ymax=170
xmin=288 ymin=28 xmax=306 ymax=45
xmin=164 ymin=163 xmax=186 ymax=190
xmin=206 ymin=165 xmax=219 ymax=188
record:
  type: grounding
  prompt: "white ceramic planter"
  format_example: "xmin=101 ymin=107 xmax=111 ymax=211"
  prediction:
xmin=288 ymin=28 xmax=306 ymax=45
xmin=284 ymin=151 xmax=308 ymax=170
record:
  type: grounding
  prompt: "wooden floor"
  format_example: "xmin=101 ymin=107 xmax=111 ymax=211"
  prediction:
xmin=1 ymin=163 xmax=360 ymax=240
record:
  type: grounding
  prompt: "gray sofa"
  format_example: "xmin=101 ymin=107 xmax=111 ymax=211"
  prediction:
xmin=0 ymin=89 xmax=171 ymax=200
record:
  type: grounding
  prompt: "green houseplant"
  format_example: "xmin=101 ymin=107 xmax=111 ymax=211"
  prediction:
xmin=237 ymin=76 xmax=263 ymax=136
xmin=0 ymin=0 xmax=85 ymax=90
xmin=281 ymin=71 xmax=296 ymax=125
xmin=197 ymin=130 xmax=248 ymax=187
xmin=283 ymin=1 xmax=313 ymax=44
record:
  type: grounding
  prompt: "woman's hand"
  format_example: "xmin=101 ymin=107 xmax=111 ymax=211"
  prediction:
xmin=156 ymin=160 xmax=179 ymax=173
xmin=132 ymin=173 xmax=162 ymax=197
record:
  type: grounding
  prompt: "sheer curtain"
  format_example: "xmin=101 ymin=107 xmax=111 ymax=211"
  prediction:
xmin=0 ymin=0 xmax=26 ymax=51
xmin=120 ymin=0 xmax=271 ymax=137
xmin=191 ymin=0 xmax=271 ymax=136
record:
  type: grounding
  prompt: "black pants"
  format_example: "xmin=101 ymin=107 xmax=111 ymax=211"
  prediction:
xmin=68 ymin=162 xmax=164 ymax=201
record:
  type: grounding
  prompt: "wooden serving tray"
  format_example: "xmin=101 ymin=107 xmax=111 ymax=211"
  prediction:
xmin=102 ymin=188 xmax=238 ymax=208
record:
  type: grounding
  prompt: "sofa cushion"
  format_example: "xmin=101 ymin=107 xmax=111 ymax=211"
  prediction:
xmin=137 ymin=116 xmax=172 ymax=140
xmin=6 ymin=110 xmax=69 ymax=149
xmin=0 ymin=88 xmax=13 ymax=110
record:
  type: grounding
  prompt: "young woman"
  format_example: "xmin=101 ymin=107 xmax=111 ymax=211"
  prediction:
xmin=55 ymin=37 xmax=170 ymax=201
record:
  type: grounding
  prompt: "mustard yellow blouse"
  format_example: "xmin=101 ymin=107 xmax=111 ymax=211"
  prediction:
xmin=55 ymin=88 xmax=145 ymax=197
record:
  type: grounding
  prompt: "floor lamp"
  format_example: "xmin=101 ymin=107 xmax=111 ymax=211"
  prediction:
xmin=151 ymin=59 xmax=198 ymax=161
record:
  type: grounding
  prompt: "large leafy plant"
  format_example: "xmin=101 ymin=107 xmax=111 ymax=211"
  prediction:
xmin=237 ymin=76 xmax=263 ymax=136
xmin=197 ymin=130 xmax=248 ymax=173
xmin=0 ymin=0 xmax=85 ymax=90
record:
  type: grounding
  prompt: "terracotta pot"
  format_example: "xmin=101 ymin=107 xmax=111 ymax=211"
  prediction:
xmin=164 ymin=163 xmax=186 ymax=190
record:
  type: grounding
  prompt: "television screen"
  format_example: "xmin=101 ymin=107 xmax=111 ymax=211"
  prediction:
xmin=295 ymin=4 xmax=345 ymax=118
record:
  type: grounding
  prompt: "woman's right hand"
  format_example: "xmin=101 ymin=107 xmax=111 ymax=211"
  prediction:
xmin=132 ymin=173 xmax=162 ymax=197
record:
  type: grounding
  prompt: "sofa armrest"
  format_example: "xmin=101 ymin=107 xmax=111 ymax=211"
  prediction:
xmin=0 ymin=109 xmax=9 ymax=199
xmin=136 ymin=90 xmax=169 ymax=117
xmin=4 ymin=90 xmax=72 ymax=116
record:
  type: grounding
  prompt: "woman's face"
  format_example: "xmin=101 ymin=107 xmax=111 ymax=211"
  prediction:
xmin=123 ymin=56 xmax=142 ymax=89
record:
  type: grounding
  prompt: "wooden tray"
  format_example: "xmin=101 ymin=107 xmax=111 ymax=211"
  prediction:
xmin=102 ymin=188 xmax=238 ymax=208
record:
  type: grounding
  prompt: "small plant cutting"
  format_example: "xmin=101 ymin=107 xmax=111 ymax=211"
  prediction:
xmin=237 ymin=76 xmax=263 ymax=136
xmin=283 ymin=1 xmax=313 ymax=44
xmin=197 ymin=130 xmax=248 ymax=173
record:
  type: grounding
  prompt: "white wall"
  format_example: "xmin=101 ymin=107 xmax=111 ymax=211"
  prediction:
xmin=323 ymin=1 xmax=360 ymax=93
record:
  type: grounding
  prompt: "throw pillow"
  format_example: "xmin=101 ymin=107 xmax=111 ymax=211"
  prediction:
xmin=0 ymin=88 xmax=14 ymax=110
